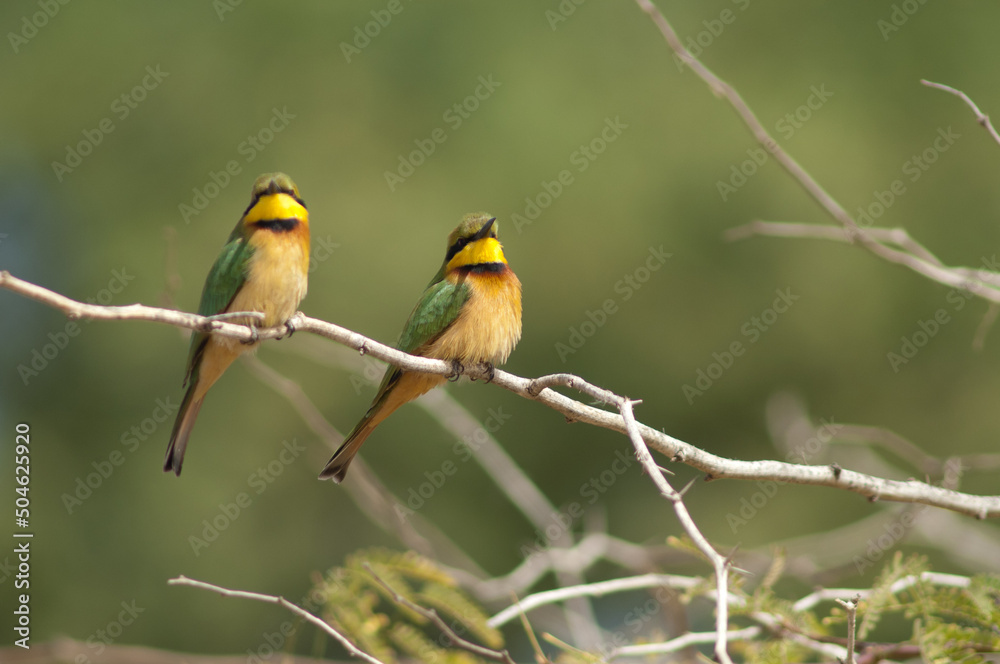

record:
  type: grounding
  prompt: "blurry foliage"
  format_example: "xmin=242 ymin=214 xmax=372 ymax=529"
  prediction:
xmin=318 ymin=548 xmax=502 ymax=664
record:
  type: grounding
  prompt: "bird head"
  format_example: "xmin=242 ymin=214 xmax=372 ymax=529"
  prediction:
xmin=241 ymin=172 xmax=309 ymax=231
xmin=441 ymin=212 xmax=506 ymax=275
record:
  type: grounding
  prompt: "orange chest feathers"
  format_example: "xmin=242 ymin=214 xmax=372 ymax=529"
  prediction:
xmin=230 ymin=224 xmax=310 ymax=328
xmin=427 ymin=267 xmax=522 ymax=365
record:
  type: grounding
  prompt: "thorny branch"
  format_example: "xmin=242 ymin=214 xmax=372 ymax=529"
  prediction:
xmin=3 ymin=270 xmax=999 ymax=519
xmin=618 ymin=399 xmax=734 ymax=664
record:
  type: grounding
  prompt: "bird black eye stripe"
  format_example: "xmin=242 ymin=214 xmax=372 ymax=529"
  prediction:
xmin=445 ymin=237 xmax=471 ymax=262
xmin=253 ymin=218 xmax=300 ymax=232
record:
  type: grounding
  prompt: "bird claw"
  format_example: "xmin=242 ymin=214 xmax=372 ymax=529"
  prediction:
xmin=279 ymin=317 xmax=297 ymax=340
xmin=240 ymin=326 xmax=260 ymax=345
xmin=481 ymin=362 xmax=496 ymax=383
xmin=448 ymin=360 xmax=464 ymax=382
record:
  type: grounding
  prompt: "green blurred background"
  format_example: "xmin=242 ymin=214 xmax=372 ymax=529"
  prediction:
xmin=2 ymin=0 xmax=1000 ymax=658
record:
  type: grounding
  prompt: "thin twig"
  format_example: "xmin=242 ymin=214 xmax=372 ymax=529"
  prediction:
xmin=835 ymin=595 xmax=860 ymax=664
xmin=791 ymin=571 xmax=970 ymax=612
xmin=362 ymin=564 xmax=517 ymax=664
xmin=488 ymin=573 xmax=704 ymax=628
xmin=608 ymin=627 xmax=760 ymax=659
xmin=724 ymin=221 xmax=1000 ymax=302
xmin=922 ymin=79 xmax=1000 ymax=147
xmin=725 ymin=221 xmax=950 ymax=270
xmin=4 ymin=270 xmax=1000 ymax=518
xmin=634 ymin=1 xmax=1000 ymax=306
xmin=972 ymin=302 xmax=1000 ymax=351
xmin=470 ymin=532 xmax=661 ymax=601
xmin=618 ymin=399 xmax=733 ymax=664
xmin=167 ymin=576 xmax=385 ymax=664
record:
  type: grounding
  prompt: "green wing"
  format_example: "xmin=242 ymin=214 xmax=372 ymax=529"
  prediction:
xmin=368 ymin=277 xmax=470 ymax=407
xmin=397 ymin=278 xmax=470 ymax=354
xmin=182 ymin=227 xmax=255 ymax=386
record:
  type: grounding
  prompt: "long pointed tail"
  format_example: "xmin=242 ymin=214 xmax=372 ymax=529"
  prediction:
xmin=319 ymin=371 xmax=445 ymax=483
xmin=164 ymin=384 xmax=204 ymax=476
xmin=318 ymin=417 xmax=378 ymax=483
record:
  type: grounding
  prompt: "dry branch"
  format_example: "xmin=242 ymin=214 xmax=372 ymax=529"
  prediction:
xmin=633 ymin=0 xmax=1000 ymax=307
xmin=3 ymin=269 xmax=999 ymax=518
xmin=167 ymin=576 xmax=384 ymax=664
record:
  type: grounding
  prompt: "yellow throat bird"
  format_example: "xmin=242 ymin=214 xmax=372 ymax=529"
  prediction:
xmin=319 ymin=212 xmax=521 ymax=482
xmin=164 ymin=172 xmax=310 ymax=475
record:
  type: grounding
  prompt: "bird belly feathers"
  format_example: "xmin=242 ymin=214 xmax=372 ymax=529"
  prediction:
xmin=427 ymin=269 xmax=522 ymax=365
xmin=218 ymin=235 xmax=308 ymax=352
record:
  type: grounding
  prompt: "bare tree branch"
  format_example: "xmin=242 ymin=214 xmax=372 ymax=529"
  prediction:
xmin=362 ymin=563 xmax=517 ymax=664
xmin=790 ymin=571 xmax=970 ymax=612
xmin=835 ymin=596 xmax=860 ymax=664
xmin=608 ymin=627 xmax=760 ymax=659
xmin=260 ymin=340 xmax=602 ymax=645
xmin=4 ymin=270 xmax=1000 ymax=518
xmin=724 ymin=221 xmax=1000 ymax=302
xmin=619 ymin=399 xmax=734 ymax=664
xmin=633 ymin=1 xmax=1000 ymax=307
xmin=167 ymin=576 xmax=385 ymax=664
xmin=487 ymin=573 xmax=703 ymax=629
xmin=471 ymin=532 xmax=661 ymax=602
xmin=922 ymin=79 xmax=1000 ymax=147
xmin=243 ymin=356 xmax=490 ymax=579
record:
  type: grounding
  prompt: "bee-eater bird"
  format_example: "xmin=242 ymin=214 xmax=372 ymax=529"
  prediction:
xmin=164 ymin=172 xmax=310 ymax=476
xmin=319 ymin=212 xmax=521 ymax=483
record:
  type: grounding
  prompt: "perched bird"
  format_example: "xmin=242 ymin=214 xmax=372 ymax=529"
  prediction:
xmin=164 ymin=172 xmax=310 ymax=476
xmin=319 ymin=212 xmax=521 ymax=483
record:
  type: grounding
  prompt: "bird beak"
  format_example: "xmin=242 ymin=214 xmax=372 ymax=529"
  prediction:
xmin=472 ymin=217 xmax=497 ymax=242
